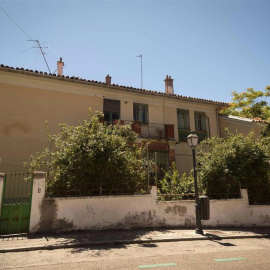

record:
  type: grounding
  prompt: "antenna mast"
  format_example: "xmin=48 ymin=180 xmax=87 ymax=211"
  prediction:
xmin=136 ymin=54 xmax=143 ymax=89
xmin=28 ymin=39 xmax=51 ymax=73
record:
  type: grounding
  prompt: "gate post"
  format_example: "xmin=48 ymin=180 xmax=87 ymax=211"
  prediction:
xmin=29 ymin=172 xmax=46 ymax=234
xmin=0 ymin=173 xmax=4 ymax=214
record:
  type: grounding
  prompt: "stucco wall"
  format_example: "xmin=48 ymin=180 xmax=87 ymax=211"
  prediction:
xmin=0 ymin=69 xmax=221 ymax=172
xmin=28 ymin=176 xmax=270 ymax=234
xmin=0 ymin=79 xmax=103 ymax=171
xmin=29 ymin=172 xmax=46 ymax=232
xmin=219 ymin=114 xmax=265 ymax=139
xmin=30 ymin=185 xmax=160 ymax=233
xmin=175 ymin=143 xmax=193 ymax=175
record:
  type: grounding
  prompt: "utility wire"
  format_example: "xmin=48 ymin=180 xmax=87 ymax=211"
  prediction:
xmin=0 ymin=6 xmax=52 ymax=73
xmin=0 ymin=6 xmax=32 ymax=39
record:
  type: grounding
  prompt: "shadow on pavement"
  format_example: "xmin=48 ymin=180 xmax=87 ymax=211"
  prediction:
xmin=0 ymin=227 xmax=173 ymax=253
xmin=204 ymin=233 xmax=222 ymax=240
xmin=57 ymin=228 xmax=168 ymax=253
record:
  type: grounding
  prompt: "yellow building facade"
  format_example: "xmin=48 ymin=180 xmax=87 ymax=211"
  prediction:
xmin=218 ymin=114 xmax=266 ymax=139
xmin=0 ymin=62 xmax=228 ymax=175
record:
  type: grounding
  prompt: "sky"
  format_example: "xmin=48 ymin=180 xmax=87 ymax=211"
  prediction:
xmin=1 ymin=0 xmax=270 ymax=103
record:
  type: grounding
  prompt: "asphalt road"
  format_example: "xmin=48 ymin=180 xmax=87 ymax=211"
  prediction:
xmin=1 ymin=238 xmax=270 ymax=269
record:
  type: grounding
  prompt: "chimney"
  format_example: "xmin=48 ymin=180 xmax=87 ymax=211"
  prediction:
xmin=57 ymin=57 xmax=64 ymax=76
xmin=164 ymin=75 xmax=174 ymax=95
xmin=105 ymin=74 xmax=112 ymax=84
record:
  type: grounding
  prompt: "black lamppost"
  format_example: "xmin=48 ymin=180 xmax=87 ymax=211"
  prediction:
xmin=187 ymin=134 xmax=203 ymax=235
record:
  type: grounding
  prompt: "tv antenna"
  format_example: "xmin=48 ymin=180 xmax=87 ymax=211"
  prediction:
xmin=27 ymin=40 xmax=51 ymax=73
xmin=136 ymin=54 xmax=143 ymax=89
xmin=0 ymin=6 xmax=52 ymax=73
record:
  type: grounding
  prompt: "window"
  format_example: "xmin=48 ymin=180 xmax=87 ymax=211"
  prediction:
xmin=103 ymin=98 xmax=120 ymax=124
xmin=177 ymin=109 xmax=190 ymax=130
xmin=194 ymin=111 xmax=208 ymax=142
xmin=194 ymin=111 xmax=206 ymax=131
xmin=177 ymin=109 xmax=190 ymax=142
xmin=133 ymin=103 xmax=148 ymax=124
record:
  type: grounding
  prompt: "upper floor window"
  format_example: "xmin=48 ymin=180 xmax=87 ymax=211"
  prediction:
xmin=133 ymin=103 xmax=148 ymax=124
xmin=195 ymin=111 xmax=207 ymax=131
xmin=103 ymin=98 xmax=120 ymax=124
xmin=177 ymin=109 xmax=190 ymax=130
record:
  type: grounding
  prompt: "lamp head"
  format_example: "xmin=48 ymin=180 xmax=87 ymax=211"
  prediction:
xmin=187 ymin=134 xmax=199 ymax=150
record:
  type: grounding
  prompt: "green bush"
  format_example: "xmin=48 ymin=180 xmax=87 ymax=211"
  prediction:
xmin=25 ymin=110 xmax=148 ymax=196
xmin=158 ymin=162 xmax=194 ymax=201
xmin=197 ymin=130 xmax=270 ymax=203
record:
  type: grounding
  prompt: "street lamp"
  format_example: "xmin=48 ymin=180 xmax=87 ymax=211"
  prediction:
xmin=187 ymin=133 xmax=203 ymax=234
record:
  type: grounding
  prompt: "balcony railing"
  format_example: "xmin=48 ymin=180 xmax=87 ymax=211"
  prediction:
xmin=178 ymin=129 xmax=208 ymax=142
xmin=113 ymin=120 xmax=174 ymax=140
xmin=178 ymin=129 xmax=191 ymax=142
xmin=141 ymin=123 xmax=165 ymax=139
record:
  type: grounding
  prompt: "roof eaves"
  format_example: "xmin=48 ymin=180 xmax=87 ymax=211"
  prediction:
xmin=1 ymin=64 xmax=229 ymax=107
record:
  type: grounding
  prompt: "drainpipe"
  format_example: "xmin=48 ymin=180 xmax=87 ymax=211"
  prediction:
xmin=206 ymin=115 xmax=211 ymax=138
xmin=147 ymin=144 xmax=150 ymax=189
xmin=216 ymin=108 xmax=220 ymax=137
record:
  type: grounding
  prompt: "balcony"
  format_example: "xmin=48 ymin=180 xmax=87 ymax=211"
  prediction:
xmin=113 ymin=120 xmax=175 ymax=140
xmin=178 ymin=129 xmax=191 ymax=142
xmin=178 ymin=129 xmax=208 ymax=142
xmin=141 ymin=123 xmax=165 ymax=140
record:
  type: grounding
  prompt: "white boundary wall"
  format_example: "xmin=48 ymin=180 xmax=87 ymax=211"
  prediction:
xmin=11 ymin=173 xmax=269 ymax=233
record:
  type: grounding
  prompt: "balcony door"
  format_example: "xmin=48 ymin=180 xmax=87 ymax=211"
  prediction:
xmin=103 ymin=98 xmax=120 ymax=124
xmin=133 ymin=103 xmax=148 ymax=124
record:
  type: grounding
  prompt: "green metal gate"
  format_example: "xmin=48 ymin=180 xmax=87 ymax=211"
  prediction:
xmin=0 ymin=173 xmax=33 ymax=234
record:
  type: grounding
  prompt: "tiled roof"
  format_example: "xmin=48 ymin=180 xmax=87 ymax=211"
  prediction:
xmin=219 ymin=113 xmax=269 ymax=123
xmin=0 ymin=64 xmax=229 ymax=107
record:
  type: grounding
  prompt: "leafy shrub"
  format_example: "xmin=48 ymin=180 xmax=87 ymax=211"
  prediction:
xmin=197 ymin=130 xmax=270 ymax=203
xmin=25 ymin=110 xmax=148 ymax=196
xmin=158 ymin=162 xmax=194 ymax=201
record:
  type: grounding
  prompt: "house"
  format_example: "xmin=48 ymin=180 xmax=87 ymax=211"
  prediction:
xmin=0 ymin=58 xmax=228 ymax=176
xmin=218 ymin=114 xmax=267 ymax=139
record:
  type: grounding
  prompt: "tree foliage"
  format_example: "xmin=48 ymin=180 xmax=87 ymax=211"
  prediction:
xmin=25 ymin=111 xmax=148 ymax=196
xmin=221 ymin=86 xmax=270 ymax=120
xmin=197 ymin=130 xmax=270 ymax=204
xmin=158 ymin=162 xmax=194 ymax=201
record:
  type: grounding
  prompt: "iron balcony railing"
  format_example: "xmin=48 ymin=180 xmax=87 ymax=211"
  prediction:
xmin=141 ymin=123 xmax=165 ymax=139
xmin=115 ymin=120 xmax=175 ymax=140
xmin=178 ymin=129 xmax=208 ymax=142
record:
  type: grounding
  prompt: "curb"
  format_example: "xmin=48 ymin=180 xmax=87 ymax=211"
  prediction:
xmin=0 ymin=234 xmax=269 ymax=253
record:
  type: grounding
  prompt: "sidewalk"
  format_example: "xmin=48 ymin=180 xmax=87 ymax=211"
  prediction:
xmin=1 ymin=227 xmax=270 ymax=253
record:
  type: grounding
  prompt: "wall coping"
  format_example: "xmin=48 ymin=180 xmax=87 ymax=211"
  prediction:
xmin=248 ymin=204 xmax=270 ymax=208
xmin=34 ymin=171 xmax=46 ymax=177
xmin=44 ymin=193 xmax=152 ymax=200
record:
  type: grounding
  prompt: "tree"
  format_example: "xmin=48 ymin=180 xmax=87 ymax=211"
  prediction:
xmin=221 ymin=86 xmax=270 ymax=120
xmin=197 ymin=130 xmax=270 ymax=204
xmin=25 ymin=110 xmax=148 ymax=196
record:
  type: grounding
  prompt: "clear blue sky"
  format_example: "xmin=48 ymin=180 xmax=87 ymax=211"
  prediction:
xmin=1 ymin=0 xmax=270 ymax=103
